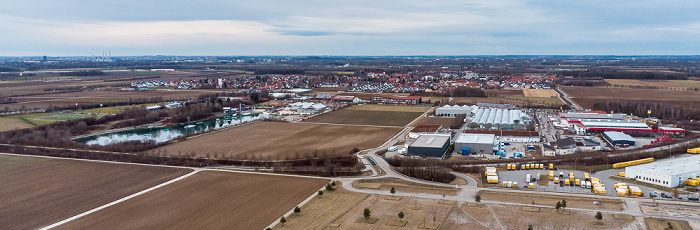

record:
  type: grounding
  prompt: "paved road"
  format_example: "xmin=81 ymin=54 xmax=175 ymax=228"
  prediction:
xmin=554 ymin=87 xmax=582 ymax=110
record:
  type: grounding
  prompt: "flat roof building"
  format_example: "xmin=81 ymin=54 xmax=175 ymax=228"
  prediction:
xmin=625 ymin=155 xmax=700 ymax=187
xmin=454 ymin=133 xmax=495 ymax=155
xmin=603 ymin=131 xmax=636 ymax=146
xmin=407 ymin=134 xmax=451 ymax=158
xmin=370 ymin=95 xmax=422 ymax=105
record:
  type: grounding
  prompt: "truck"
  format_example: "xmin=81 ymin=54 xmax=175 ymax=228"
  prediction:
xmin=507 ymin=181 xmax=513 ymax=188
xmin=549 ymin=163 xmax=554 ymax=170
xmin=554 ymin=178 xmax=559 ymax=184
xmin=575 ymin=179 xmax=581 ymax=186
xmin=526 ymin=174 xmax=532 ymax=183
xmin=521 ymin=164 xmax=526 ymax=170
xmin=487 ymin=176 xmax=499 ymax=184
xmin=586 ymin=181 xmax=592 ymax=189
xmin=584 ymin=173 xmax=590 ymax=181
xmin=549 ymin=171 xmax=554 ymax=181
xmin=559 ymin=172 xmax=564 ymax=178
xmin=513 ymin=182 xmax=518 ymax=188
xmin=618 ymin=172 xmax=626 ymax=177
xmin=569 ymin=172 xmax=574 ymax=183
xmin=529 ymin=183 xmax=534 ymax=189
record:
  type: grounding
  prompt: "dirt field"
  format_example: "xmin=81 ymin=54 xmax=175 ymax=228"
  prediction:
xmin=304 ymin=105 xmax=426 ymax=126
xmin=477 ymin=190 xmax=624 ymax=211
xmin=522 ymin=89 xmax=558 ymax=98
xmin=561 ymin=86 xmax=700 ymax=110
xmin=412 ymin=116 xmax=463 ymax=128
xmin=275 ymin=183 xmax=371 ymax=230
xmin=153 ymin=122 xmax=402 ymax=159
xmin=353 ymin=178 xmax=460 ymax=196
xmin=605 ymin=79 xmax=648 ymax=87
xmin=645 ymin=218 xmax=692 ymax=230
xmin=447 ymin=203 xmax=638 ymax=229
xmin=0 ymin=154 xmax=191 ymax=230
xmin=58 ymin=171 xmax=328 ymax=230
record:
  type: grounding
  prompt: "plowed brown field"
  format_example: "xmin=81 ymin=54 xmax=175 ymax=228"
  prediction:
xmin=0 ymin=154 xmax=191 ymax=230
xmin=154 ymin=122 xmax=402 ymax=159
xmin=304 ymin=105 xmax=427 ymax=126
xmin=58 ymin=171 xmax=328 ymax=230
xmin=561 ymin=86 xmax=700 ymax=110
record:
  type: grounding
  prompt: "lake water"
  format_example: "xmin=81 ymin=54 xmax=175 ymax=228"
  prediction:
xmin=78 ymin=114 xmax=261 ymax=146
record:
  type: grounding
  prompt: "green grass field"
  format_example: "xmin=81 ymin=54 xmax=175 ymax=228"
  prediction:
xmin=4 ymin=113 xmax=101 ymax=127
xmin=669 ymin=80 xmax=700 ymax=88
xmin=0 ymin=116 xmax=34 ymax=132
xmin=0 ymin=81 xmax=21 ymax=84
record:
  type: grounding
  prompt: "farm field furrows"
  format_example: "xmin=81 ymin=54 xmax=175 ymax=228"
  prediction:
xmin=153 ymin=122 xmax=402 ymax=159
xmin=412 ymin=116 xmax=463 ymax=128
xmin=58 ymin=171 xmax=329 ymax=230
xmin=560 ymin=86 xmax=700 ymax=110
xmin=0 ymin=154 xmax=191 ymax=230
xmin=304 ymin=105 xmax=427 ymax=126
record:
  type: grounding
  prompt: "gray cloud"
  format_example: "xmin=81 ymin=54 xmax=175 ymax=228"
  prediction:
xmin=0 ymin=0 xmax=699 ymax=56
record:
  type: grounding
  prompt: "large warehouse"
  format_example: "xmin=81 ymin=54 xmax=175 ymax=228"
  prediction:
xmin=603 ymin=131 xmax=636 ymax=146
xmin=435 ymin=105 xmax=477 ymax=117
xmin=407 ymin=134 xmax=451 ymax=158
xmin=454 ymin=133 xmax=495 ymax=155
xmin=559 ymin=112 xmax=685 ymax=134
xmin=624 ymin=155 xmax=700 ymax=187
xmin=470 ymin=107 xmax=530 ymax=129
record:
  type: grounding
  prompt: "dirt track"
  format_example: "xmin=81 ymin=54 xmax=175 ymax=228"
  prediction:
xmin=0 ymin=156 xmax=190 ymax=230
xmin=57 ymin=171 xmax=328 ymax=230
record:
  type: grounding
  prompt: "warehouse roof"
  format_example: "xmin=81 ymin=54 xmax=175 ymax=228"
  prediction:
xmin=560 ymin=113 xmax=627 ymax=120
xmin=627 ymin=154 xmax=700 ymax=175
xmin=410 ymin=134 xmax=451 ymax=148
xmin=455 ymin=133 xmax=495 ymax=144
xmin=603 ymin=131 xmax=635 ymax=142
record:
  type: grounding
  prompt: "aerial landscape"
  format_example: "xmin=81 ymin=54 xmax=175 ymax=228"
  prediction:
xmin=2 ymin=1 xmax=700 ymax=230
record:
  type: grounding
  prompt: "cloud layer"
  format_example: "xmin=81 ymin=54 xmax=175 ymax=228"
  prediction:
xmin=1 ymin=0 xmax=699 ymax=56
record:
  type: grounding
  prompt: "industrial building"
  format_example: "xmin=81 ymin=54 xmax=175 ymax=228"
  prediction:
xmin=370 ymin=95 xmax=422 ymax=105
xmin=454 ymin=133 xmax=495 ymax=155
xmin=435 ymin=105 xmax=477 ymax=117
xmin=625 ymin=154 xmax=700 ymax=187
xmin=470 ymin=107 xmax=530 ymax=129
xmin=603 ymin=131 xmax=636 ymax=147
xmin=408 ymin=125 xmax=443 ymax=139
xmin=558 ymin=113 xmax=685 ymax=134
xmin=407 ymin=134 xmax=451 ymax=158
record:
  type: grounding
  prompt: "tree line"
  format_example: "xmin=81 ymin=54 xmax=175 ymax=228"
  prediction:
xmin=592 ymin=100 xmax=700 ymax=121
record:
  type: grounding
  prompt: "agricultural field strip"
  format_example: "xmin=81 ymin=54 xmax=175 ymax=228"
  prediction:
xmin=293 ymin=121 xmax=405 ymax=128
xmin=0 ymin=152 xmax=330 ymax=229
xmin=41 ymin=170 xmax=200 ymax=230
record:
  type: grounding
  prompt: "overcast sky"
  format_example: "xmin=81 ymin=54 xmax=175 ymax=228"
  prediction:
xmin=1 ymin=0 xmax=699 ymax=56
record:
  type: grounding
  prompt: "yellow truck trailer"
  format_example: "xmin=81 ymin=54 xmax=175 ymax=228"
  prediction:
xmin=549 ymin=163 xmax=554 ymax=170
xmin=529 ymin=183 xmax=534 ymax=189
xmin=487 ymin=176 xmax=499 ymax=184
xmin=521 ymin=164 xmax=526 ymax=170
xmin=575 ymin=179 xmax=581 ymax=186
xmin=569 ymin=172 xmax=574 ymax=182
xmin=554 ymin=178 xmax=559 ymax=184
xmin=584 ymin=173 xmax=590 ymax=181
xmin=618 ymin=172 xmax=626 ymax=177
xmin=612 ymin=158 xmax=654 ymax=168
xmin=614 ymin=183 xmax=627 ymax=189
xmin=549 ymin=171 xmax=554 ymax=181
xmin=629 ymin=186 xmax=643 ymax=196
xmin=685 ymin=179 xmax=700 ymax=186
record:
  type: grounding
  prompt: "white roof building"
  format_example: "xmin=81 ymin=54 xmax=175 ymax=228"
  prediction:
xmin=625 ymin=155 xmax=700 ymax=187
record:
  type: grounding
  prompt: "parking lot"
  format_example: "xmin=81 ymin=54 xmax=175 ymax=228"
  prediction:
xmin=494 ymin=167 xmax=656 ymax=198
